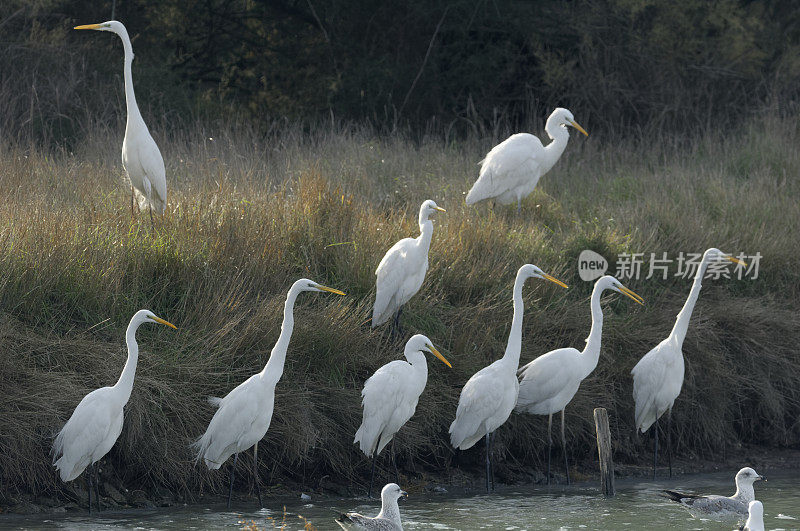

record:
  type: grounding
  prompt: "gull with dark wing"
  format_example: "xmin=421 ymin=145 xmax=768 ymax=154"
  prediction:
xmin=336 ymin=483 xmax=407 ymax=530
xmin=663 ymin=467 xmax=765 ymax=521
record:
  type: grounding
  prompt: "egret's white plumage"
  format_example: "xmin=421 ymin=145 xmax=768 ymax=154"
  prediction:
xmin=52 ymin=310 xmax=176 ymax=482
xmin=466 ymin=108 xmax=588 ymax=211
xmin=449 ymin=264 xmax=567 ymax=491
xmin=355 ymin=334 xmax=451 ymax=457
xmin=632 ymin=248 xmax=746 ymax=433
xmin=663 ymin=467 xmax=764 ymax=521
xmin=515 ymin=275 xmax=643 ymax=482
xmin=75 ymin=21 xmax=167 ymax=215
xmin=193 ymin=279 xmax=344 ymax=471
xmin=743 ymin=500 xmax=765 ymax=531
xmin=336 ymin=483 xmax=407 ymax=531
xmin=372 ymin=200 xmax=445 ymax=328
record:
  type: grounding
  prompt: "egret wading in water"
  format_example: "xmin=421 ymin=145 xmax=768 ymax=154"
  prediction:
xmin=372 ymin=200 xmax=445 ymax=334
xmin=354 ymin=334 xmax=451 ymax=498
xmin=193 ymin=279 xmax=345 ymax=509
xmin=336 ymin=483 xmax=408 ymax=531
xmin=465 ymin=108 xmax=588 ymax=213
xmin=74 ymin=21 xmax=167 ymax=221
xmin=52 ymin=310 xmax=176 ymax=513
xmin=515 ymin=275 xmax=643 ymax=484
xmin=663 ymin=467 xmax=764 ymax=521
xmin=631 ymin=248 xmax=746 ymax=479
xmin=449 ymin=264 xmax=568 ymax=492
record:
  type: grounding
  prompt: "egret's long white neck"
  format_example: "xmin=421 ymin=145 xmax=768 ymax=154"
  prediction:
xmin=114 ymin=316 xmax=143 ymax=404
xmin=115 ymin=26 xmax=141 ymax=123
xmin=541 ymin=117 xmax=570 ymax=173
xmin=404 ymin=349 xmax=428 ymax=378
xmin=669 ymin=254 xmax=713 ymax=346
xmin=501 ymin=272 xmax=528 ymax=370
xmin=581 ymin=281 xmax=606 ymax=378
xmin=377 ymin=496 xmax=401 ymax=527
xmin=417 ymin=211 xmax=434 ymax=251
xmin=261 ymin=287 xmax=301 ymax=385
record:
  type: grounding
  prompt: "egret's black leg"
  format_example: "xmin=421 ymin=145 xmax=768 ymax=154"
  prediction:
xmin=516 ymin=199 xmax=521 ymax=215
xmin=391 ymin=439 xmax=400 ymax=484
xmin=561 ymin=410 xmax=570 ymax=485
xmin=149 ymin=205 xmax=155 ymax=228
xmin=367 ymin=448 xmax=378 ymax=498
xmin=94 ymin=462 xmax=101 ymax=512
xmin=653 ymin=417 xmax=659 ymax=481
xmin=547 ymin=413 xmax=553 ymax=485
xmin=87 ymin=468 xmax=93 ymax=514
xmin=485 ymin=432 xmax=491 ymax=493
xmin=667 ymin=409 xmax=673 ymax=479
xmin=489 ymin=432 xmax=496 ymax=491
xmin=227 ymin=453 xmax=238 ymax=510
xmin=130 ymin=187 xmax=135 ymax=217
xmin=391 ymin=308 xmax=404 ymax=338
xmin=253 ymin=443 xmax=263 ymax=508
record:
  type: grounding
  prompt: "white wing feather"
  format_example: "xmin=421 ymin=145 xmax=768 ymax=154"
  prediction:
xmin=372 ymin=238 xmax=417 ymax=326
xmin=466 ymin=133 xmax=544 ymax=205
xmin=631 ymin=337 xmax=684 ymax=432
xmin=515 ymin=348 xmax=582 ymax=415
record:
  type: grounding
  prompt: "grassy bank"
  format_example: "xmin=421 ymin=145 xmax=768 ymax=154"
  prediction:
xmin=1 ymin=115 xmax=799 ymax=503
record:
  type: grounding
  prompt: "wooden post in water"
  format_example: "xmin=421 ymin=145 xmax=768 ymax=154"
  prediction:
xmin=594 ymin=407 xmax=615 ymax=497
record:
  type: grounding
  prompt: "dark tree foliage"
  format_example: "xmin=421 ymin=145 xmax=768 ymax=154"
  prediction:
xmin=2 ymin=0 xmax=799 ymax=140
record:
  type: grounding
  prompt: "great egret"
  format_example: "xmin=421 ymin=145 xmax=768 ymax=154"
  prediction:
xmin=74 ymin=21 xmax=167 ymax=219
xmin=354 ymin=334 xmax=451 ymax=497
xmin=372 ymin=200 xmax=445 ymax=333
xmin=193 ymin=279 xmax=344 ymax=509
xmin=744 ymin=500 xmax=765 ymax=531
xmin=465 ymin=108 xmax=588 ymax=213
xmin=336 ymin=483 xmax=407 ymax=530
xmin=449 ymin=264 xmax=568 ymax=492
xmin=631 ymin=248 xmax=746 ymax=479
xmin=663 ymin=467 xmax=764 ymax=521
xmin=515 ymin=275 xmax=643 ymax=484
xmin=52 ymin=310 xmax=176 ymax=512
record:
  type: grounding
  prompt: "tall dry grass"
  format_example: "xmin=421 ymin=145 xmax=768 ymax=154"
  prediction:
xmin=0 ymin=114 xmax=798 ymax=501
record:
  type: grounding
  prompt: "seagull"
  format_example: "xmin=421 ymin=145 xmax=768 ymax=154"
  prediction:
xmin=741 ymin=500 xmax=765 ymax=531
xmin=336 ymin=483 xmax=407 ymax=530
xmin=663 ymin=467 xmax=765 ymax=520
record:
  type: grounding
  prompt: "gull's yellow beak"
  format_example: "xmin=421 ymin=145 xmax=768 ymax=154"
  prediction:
xmin=619 ymin=285 xmax=645 ymax=305
xmin=428 ymin=344 xmax=452 ymax=368
xmin=317 ymin=284 xmax=346 ymax=296
xmin=542 ymin=273 xmax=569 ymax=289
xmin=726 ymin=255 xmax=748 ymax=267
xmin=569 ymin=120 xmax=589 ymax=137
xmin=434 ymin=206 xmax=446 ymax=212
xmin=74 ymin=23 xmax=103 ymax=30
xmin=152 ymin=316 xmax=178 ymax=329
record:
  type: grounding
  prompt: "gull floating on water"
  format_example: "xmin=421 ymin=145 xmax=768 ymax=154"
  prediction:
xmin=663 ymin=467 xmax=765 ymax=520
xmin=336 ymin=483 xmax=407 ymax=530
xmin=741 ymin=500 xmax=765 ymax=531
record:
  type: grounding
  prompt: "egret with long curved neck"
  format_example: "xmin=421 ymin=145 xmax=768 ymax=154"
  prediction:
xmin=193 ymin=278 xmax=345 ymax=509
xmin=449 ymin=264 xmax=568 ymax=492
xmin=74 ymin=21 xmax=167 ymax=218
xmin=516 ymin=275 xmax=643 ymax=484
xmin=372 ymin=199 xmax=445 ymax=334
xmin=632 ymin=248 xmax=746 ymax=478
xmin=52 ymin=310 xmax=176 ymax=513
xmin=466 ymin=108 xmax=588 ymax=213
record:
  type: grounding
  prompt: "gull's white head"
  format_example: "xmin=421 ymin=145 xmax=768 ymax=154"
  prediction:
xmin=549 ymin=107 xmax=588 ymax=137
xmin=736 ymin=467 xmax=765 ymax=486
xmin=746 ymin=500 xmax=764 ymax=530
xmin=516 ymin=264 xmax=569 ymax=289
xmin=595 ymin=275 xmax=645 ymax=305
xmin=405 ymin=334 xmax=451 ymax=368
xmin=292 ymin=278 xmax=346 ymax=296
xmin=381 ymin=483 xmax=408 ymax=503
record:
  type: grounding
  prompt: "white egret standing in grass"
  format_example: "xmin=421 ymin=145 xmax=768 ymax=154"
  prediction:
xmin=372 ymin=200 xmax=445 ymax=333
xmin=631 ymin=248 xmax=746 ymax=479
xmin=74 ymin=21 xmax=167 ymax=220
xmin=336 ymin=483 xmax=407 ymax=530
xmin=354 ymin=334 xmax=451 ymax=497
xmin=515 ymin=275 xmax=643 ymax=484
xmin=52 ymin=310 xmax=176 ymax=512
xmin=465 ymin=108 xmax=588 ymax=213
xmin=449 ymin=264 xmax=568 ymax=492
xmin=193 ymin=279 xmax=345 ymax=509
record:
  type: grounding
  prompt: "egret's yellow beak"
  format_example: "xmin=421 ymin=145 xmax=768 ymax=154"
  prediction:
xmin=153 ymin=316 xmax=178 ymax=329
xmin=726 ymin=255 xmax=748 ymax=267
xmin=428 ymin=344 xmax=452 ymax=368
xmin=434 ymin=206 xmax=446 ymax=212
xmin=569 ymin=120 xmax=589 ymax=137
xmin=619 ymin=285 xmax=645 ymax=305
xmin=74 ymin=23 xmax=103 ymax=30
xmin=542 ymin=273 xmax=569 ymax=289
xmin=317 ymin=285 xmax=346 ymax=296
